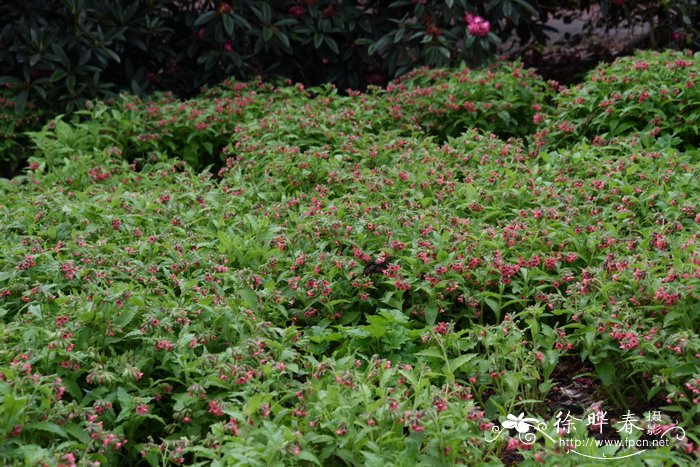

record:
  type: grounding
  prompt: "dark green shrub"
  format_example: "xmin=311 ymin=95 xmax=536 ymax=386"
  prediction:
xmin=0 ymin=88 xmax=43 ymax=176
xmin=0 ymin=0 xmax=549 ymax=116
xmin=0 ymin=0 xmax=176 ymax=114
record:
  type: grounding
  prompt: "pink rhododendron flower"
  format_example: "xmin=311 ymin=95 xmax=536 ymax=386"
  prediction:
xmin=465 ymin=14 xmax=490 ymax=37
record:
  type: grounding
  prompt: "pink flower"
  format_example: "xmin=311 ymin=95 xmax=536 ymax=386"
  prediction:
xmin=411 ymin=423 xmax=425 ymax=432
xmin=208 ymin=400 xmax=225 ymax=416
xmin=506 ymin=437 xmax=532 ymax=451
xmin=60 ymin=262 xmax=80 ymax=280
xmin=223 ymin=40 xmax=233 ymax=52
xmin=433 ymin=397 xmax=447 ymax=412
xmin=465 ymin=14 xmax=490 ymax=37
xmin=433 ymin=322 xmax=449 ymax=335
xmin=225 ymin=418 xmax=239 ymax=435
xmin=16 ymin=255 xmax=36 ymax=270
xmin=135 ymin=404 xmax=149 ymax=415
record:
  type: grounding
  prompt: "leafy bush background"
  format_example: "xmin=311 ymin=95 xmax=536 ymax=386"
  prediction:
xmin=2 ymin=0 xmax=699 ymax=174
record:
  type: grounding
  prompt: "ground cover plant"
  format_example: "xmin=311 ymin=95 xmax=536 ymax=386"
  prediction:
xmin=0 ymin=49 xmax=699 ymax=465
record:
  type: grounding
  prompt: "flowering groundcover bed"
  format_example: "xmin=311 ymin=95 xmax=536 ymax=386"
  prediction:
xmin=0 ymin=49 xmax=699 ymax=466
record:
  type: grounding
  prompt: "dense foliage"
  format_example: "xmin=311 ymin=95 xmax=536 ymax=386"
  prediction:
xmin=0 ymin=49 xmax=699 ymax=465
xmin=0 ymin=0 xmax=546 ymax=113
xmin=2 ymin=0 xmax=698 ymax=175
xmin=0 ymin=88 xmax=44 ymax=176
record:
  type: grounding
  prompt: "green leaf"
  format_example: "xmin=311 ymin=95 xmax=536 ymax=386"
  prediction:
xmin=296 ymin=451 xmax=321 ymax=465
xmin=64 ymin=423 xmax=90 ymax=444
xmin=487 ymin=32 xmax=502 ymax=45
xmin=14 ymin=90 xmax=29 ymax=115
xmin=102 ymin=48 xmax=121 ymax=63
xmin=239 ymin=286 xmax=258 ymax=312
xmin=274 ymin=19 xmax=298 ymax=27
xmin=483 ymin=297 xmax=501 ymax=321
xmin=368 ymin=36 xmax=390 ymax=56
xmin=424 ymin=306 xmax=438 ymax=325
xmin=263 ymin=26 xmax=273 ymax=42
xmin=503 ymin=1 xmax=513 ymax=17
xmin=512 ymin=0 xmax=538 ymax=15
xmin=464 ymin=35 xmax=475 ymax=49
xmin=416 ymin=348 xmax=445 ymax=359
xmin=671 ymin=363 xmax=697 ymax=378
xmin=325 ymin=36 xmax=339 ymax=55
xmin=595 ymin=360 xmax=615 ymax=386
xmin=314 ymin=32 xmax=324 ymax=49
xmin=497 ymin=111 xmax=511 ymax=124
xmin=194 ymin=11 xmax=217 ymax=27
xmin=223 ymin=14 xmax=234 ymax=35
xmin=378 ymin=308 xmax=408 ymax=324
xmin=29 ymin=422 xmax=67 ymax=438
xmin=613 ymin=120 xmax=637 ymax=136
xmin=275 ymin=31 xmax=290 ymax=49
xmin=447 ymin=353 xmax=476 ymax=374
xmin=260 ymin=3 xmax=272 ymax=23
xmin=66 ymin=74 xmax=76 ymax=92
xmin=0 ymin=76 xmax=23 ymax=85
xmin=114 ymin=309 xmax=137 ymax=328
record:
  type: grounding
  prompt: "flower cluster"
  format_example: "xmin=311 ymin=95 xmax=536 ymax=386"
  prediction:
xmin=465 ymin=13 xmax=490 ymax=37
